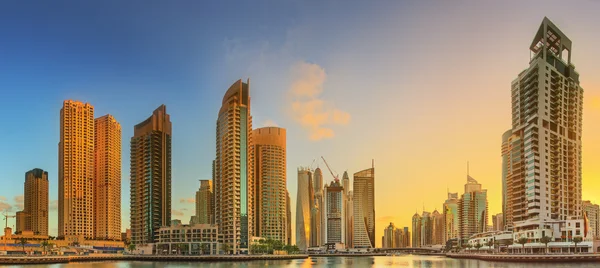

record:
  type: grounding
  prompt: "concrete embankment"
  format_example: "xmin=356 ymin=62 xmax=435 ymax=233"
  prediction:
xmin=0 ymin=254 xmax=308 ymax=265
xmin=447 ymin=253 xmax=600 ymax=262
xmin=309 ymin=253 xmax=387 ymax=257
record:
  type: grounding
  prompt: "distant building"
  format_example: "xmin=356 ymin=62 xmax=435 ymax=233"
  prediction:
xmin=311 ymin=168 xmax=324 ymax=247
xmin=296 ymin=167 xmax=313 ymax=251
xmin=252 ymin=127 xmax=287 ymax=245
xmin=15 ymin=211 xmax=26 ymax=234
xmin=431 ymin=210 xmax=444 ymax=245
xmin=458 ymin=175 xmax=488 ymax=244
xmin=195 ymin=180 xmax=214 ymax=224
xmin=412 ymin=213 xmax=421 ymax=248
xmin=583 ymin=201 xmax=599 ymax=239
xmin=420 ymin=211 xmax=432 ymax=246
xmin=342 ymin=171 xmax=352 ymax=248
xmin=383 ymin=222 xmax=395 ymax=248
xmin=403 ymin=227 xmax=410 ymax=247
xmin=23 ymin=168 xmax=49 ymax=236
xmin=443 ymin=192 xmax=459 ymax=243
xmin=130 ymin=105 xmax=172 ymax=245
xmin=352 ymin=164 xmax=375 ymax=248
xmin=325 ymin=180 xmax=343 ymax=244
xmin=492 ymin=213 xmax=504 ymax=231
xmin=286 ymin=190 xmax=292 ymax=245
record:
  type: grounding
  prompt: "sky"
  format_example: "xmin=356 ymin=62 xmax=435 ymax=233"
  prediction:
xmin=2 ymin=1 xmax=600 ymax=247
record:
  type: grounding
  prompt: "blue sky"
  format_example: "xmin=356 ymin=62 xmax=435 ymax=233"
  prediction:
xmin=3 ymin=1 xmax=600 ymax=247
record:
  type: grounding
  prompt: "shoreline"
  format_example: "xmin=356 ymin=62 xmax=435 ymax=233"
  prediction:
xmin=308 ymin=253 xmax=387 ymax=257
xmin=0 ymin=254 xmax=309 ymax=265
xmin=447 ymin=253 xmax=600 ymax=262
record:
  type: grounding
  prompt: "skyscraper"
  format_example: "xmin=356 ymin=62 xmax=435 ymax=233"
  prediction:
xmin=383 ymin=222 xmax=395 ymax=248
xmin=286 ymin=190 xmax=292 ymax=245
xmin=195 ymin=180 xmax=214 ymax=224
xmin=443 ymin=192 xmax=459 ymax=243
xmin=353 ymin=164 xmax=375 ymax=248
xmin=506 ymin=18 xmax=583 ymax=242
xmin=296 ymin=167 xmax=313 ymax=251
xmin=420 ymin=211 xmax=432 ymax=246
xmin=342 ymin=171 xmax=352 ymax=247
xmin=431 ymin=210 xmax=444 ymax=245
xmin=412 ymin=213 xmax=421 ymax=248
xmin=458 ymin=175 xmax=488 ymax=244
xmin=23 ymin=168 xmax=49 ymax=236
xmin=501 ymin=129 xmax=512 ymax=229
xmin=312 ymin=168 xmax=324 ymax=247
xmin=492 ymin=213 xmax=504 ymax=231
xmin=346 ymin=190 xmax=353 ymax=248
xmin=215 ymin=79 xmax=253 ymax=253
xmin=94 ymin=114 xmax=121 ymax=240
xmin=251 ymin=127 xmax=287 ymax=244
xmin=403 ymin=227 xmax=410 ymax=247
xmin=130 ymin=105 xmax=172 ymax=245
xmin=59 ymin=100 xmax=94 ymax=239
xmin=325 ymin=180 xmax=343 ymax=244
xmin=583 ymin=201 xmax=599 ymax=239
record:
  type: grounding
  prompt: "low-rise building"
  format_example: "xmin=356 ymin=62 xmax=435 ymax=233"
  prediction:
xmin=155 ymin=224 xmax=222 ymax=255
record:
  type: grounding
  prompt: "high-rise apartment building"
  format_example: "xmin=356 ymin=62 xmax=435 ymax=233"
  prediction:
xmin=443 ymin=192 xmax=459 ymax=243
xmin=420 ymin=211 xmax=432 ymax=246
xmin=130 ymin=105 xmax=172 ymax=245
xmin=251 ymin=127 xmax=287 ymax=244
xmin=59 ymin=100 xmax=94 ymax=238
xmin=195 ymin=180 xmax=214 ymax=224
xmin=286 ymin=190 xmax=292 ymax=245
xmin=15 ymin=211 xmax=26 ymax=234
xmin=94 ymin=115 xmax=121 ymax=240
xmin=23 ymin=168 xmax=49 ymax=236
xmin=505 ymin=18 xmax=583 ymax=242
xmin=458 ymin=176 xmax=488 ymax=244
xmin=352 ymin=164 xmax=375 ymax=248
xmin=312 ymin=168 xmax=324 ymax=247
xmin=346 ymin=191 xmax=353 ymax=248
xmin=431 ymin=210 xmax=444 ymax=245
xmin=342 ymin=171 xmax=352 ymax=248
xmin=325 ymin=180 xmax=343 ymax=244
xmin=492 ymin=213 xmax=504 ymax=231
xmin=296 ymin=167 xmax=313 ymax=250
xmin=403 ymin=227 xmax=410 ymax=247
xmin=383 ymin=222 xmax=395 ymax=248
xmin=412 ymin=213 xmax=421 ymax=248
xmin=214 ymin=79 xmax=253 ymax=253
xmin=583 ymin=201 xmax=599 ymax=239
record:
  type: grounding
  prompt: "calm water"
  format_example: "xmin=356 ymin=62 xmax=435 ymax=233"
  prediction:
xmin=4 ymin=255 xmax=599 ymax=267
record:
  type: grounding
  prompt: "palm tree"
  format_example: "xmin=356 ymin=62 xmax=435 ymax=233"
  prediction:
xmin=573 ymin=236 xmax=583 ymax=254
xmin=486 ymin=240 xmax=494 ymax=253
xmin=128 ymin=243 xmax=136 ymax=253
xmin=517 ymin=237 xmax=528 ymax=254
xmin=465 ymin=244 xmax=472 ymax=253
xmin=200 ymin=243 xmax=208 ymax=255
xmin=40 ymin=240 xmax=51 ymax=255
xmin=474 ymin=243 xmax=482 ymax=253
xmin=221 ymin=243 xmax=231 ymax=255
xmin=540 ymin=236 xmax=552 ymax=254
xmin=18 ymin=238 xmax=28 ymax=253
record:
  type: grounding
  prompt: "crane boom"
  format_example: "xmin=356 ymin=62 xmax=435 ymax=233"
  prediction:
xmin=321 ymin=156 xmax=339 ymax=181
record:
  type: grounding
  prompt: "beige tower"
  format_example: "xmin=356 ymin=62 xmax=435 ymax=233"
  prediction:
xmin=130 ymin=105 xmax=172 ymax=245
xmin=251 ymin=127 xmax=287 ymax=244
xmin=195 ymin=180 xmax=214 ymax=224
xmin=24 ymin=168 xmax=49 ymax=236
xmin=215 ymin=79 xmax=253 ymax=253
xmin=94 ymin=115 xmax=122 ymax=240
xmin=353 ymin=164 xmax=375 ymax=248
xmin=59 ymin=100 xmax=94 ymax=238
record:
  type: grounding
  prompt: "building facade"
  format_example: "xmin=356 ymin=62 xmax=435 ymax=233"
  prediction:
xmin=59 ymin=100 xmax=95 ymax=238
xmin=286 ymin=190 xmax=292 ymax=245
xmin=342 ymin=171 xmax=352 ymax=248
xmin=383 ymin=222 xmax=395 ymax=248
xmin=251 ymin=127 xmax=287 ymax=244
xmin=155 ymin=224 xmax=222 ymax=255
xmin=15 ymin=211 xmax=26 ymax=234
xmin=296 ymin=167 xmax=313 ymax=251
xmin=346 ymin=190 xmax=353 ymax=249
xmin=431 ymin=210 xmax=444 ymax=245
xmin=23 ymin=168 xmax=49 ymax=236
xmin=130 ymin=105 xmax=172 ymax=245
xmin=352 ymin=165 xmax=375 ymax=248
xmin=325 ymin=180 xmax=343 ymax=244
xmin=492 ymin=213 xmax=505 ymax=232
xmin=195 ymin=180 xmax=214 ymax=224
xmin=583 ymin=201 xmax=599 ymax=239
xmin=214 ymin=79 xmax=253 ymax=253
xmin=412 ymin=213 xmax=421 ymax=248
xmin=443 ymin=192 xmax=459 ymax=243
xmin=506 ymin=18 xmax=583 ymax=242
xmin=420 ymin=211 xmax=432 ymax=246
xmin=311 ymin=168 xmax=324 ymax=247
xmin=94 ymin=114 xmax=121 ymax=240
xmin=458 ymin=176 xmax=488 ymax=244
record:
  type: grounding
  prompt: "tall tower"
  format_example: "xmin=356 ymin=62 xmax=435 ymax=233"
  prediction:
xmin=59 ymin=100 xmax=94 ymax=238
xmin=195 ymin=180 xmax=214 ymax=224
xmin=215 ymin=79 xmax=253 ymax=253
xmin=458 ymin=175 xmax=488 ymax=244
xmin=442 ymin=192 xmax=459 ymax=242
xmin=251 ymin=127 xmax=287 ymax=244
xmin=23 ymin=169 xmax=49 ymax=236
xmin=296 ymin=167 xmax=313 ymax=250
xmin=311 ymin=168 xmax=323 ymax=247
xmin=352 ymin=164 xmax=375 ymax=248
xmin=286 ymin=190 xmax=292 ymax=245
xmin=130 ymin=105 xmax=172 ymax=245
xmin=507 ymin=18 xmax=583 ymax=240
xmin=342 ymin=171 xmax=351 ymax=247
xmin=325 ymin=180 xmax=343 ymax=244
xmin=412 ymin=213 xmax=421 ymax=248
xmin=94 ymin=114 xmax=122 ymax=240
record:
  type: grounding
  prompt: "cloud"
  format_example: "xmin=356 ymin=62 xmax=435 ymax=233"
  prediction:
xmin=288 ymin=61 xmax=351 ymax=141
xmin=0 ymin=201 xmax=12 ymax=212
xmin=0 ymin=196 xmax=6 ymax=202
xmin=262 ymin=119 xmax=279 ymax=127
xmin=377 ymin=216 xmax=396 ymax=223
xmin=172 ymin=209 xmax=185 ymax=217
xmin=13 ymin=195 xmax=24 ymax=210
xmin=50 ymin=200 xmax=58 ymax=211
xmin=179 ymin=198 xmax=194 ymax=204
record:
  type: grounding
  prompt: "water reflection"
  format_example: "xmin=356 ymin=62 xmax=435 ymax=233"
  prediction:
xmin=4 ymin=255 xmax=600 ymax=268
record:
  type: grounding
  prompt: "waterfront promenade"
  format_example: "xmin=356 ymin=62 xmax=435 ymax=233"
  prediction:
xmin=447 ymin=253 xmax=600 ymax=263
xmin=0 ymin=254 xmax=309 ymax=265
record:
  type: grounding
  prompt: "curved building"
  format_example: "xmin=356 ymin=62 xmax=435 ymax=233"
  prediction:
xmin=252 ymin=127 xmax=287 ymax=244
xmin=215 ymin=79 xmax=253 ymax=253
xmin=353 ymin=165 xmax=375 ymax=248
xmin=296 ymin=167 xmax=313 ymax=251
xmin=311 ymin=168 xmax=324 ymax=247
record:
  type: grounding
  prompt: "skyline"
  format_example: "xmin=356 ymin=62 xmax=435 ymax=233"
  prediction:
xmin=4 ymin=2 xmax=600 ymax=248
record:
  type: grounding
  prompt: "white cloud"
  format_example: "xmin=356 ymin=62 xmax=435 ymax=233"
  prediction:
xmin=172 ymin=209 xmax=185 ymax=217
xmin=262 ymin=119 xmax=279 ymax=127
xmin=288 ymin=61 xmax=351 ymax=141
xmin=179 ymin=198 xmax=194 ymax=204
xmin=50 ymin=200 xmax=58 ymax=211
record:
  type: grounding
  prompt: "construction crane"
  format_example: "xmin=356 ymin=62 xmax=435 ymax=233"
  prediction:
xmin=3 ymin=212 xmax=16 ymax=251
xmin=321 ymin=156 xmax=339 ymax=182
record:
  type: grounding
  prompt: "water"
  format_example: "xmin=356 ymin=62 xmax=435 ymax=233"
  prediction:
xmin=3 ymin=255 xmax=597 ymax=267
